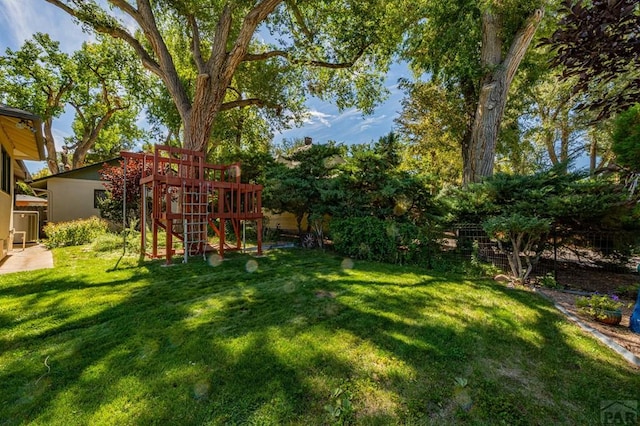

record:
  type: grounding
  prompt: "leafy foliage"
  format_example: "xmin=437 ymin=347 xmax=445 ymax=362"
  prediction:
xmin=401 ymin=0 xmax=547 ymax=182
xmin=15 ymin=181 xmax=35 ymax=196
xmin=576 ymin=294 xmax=624 ymax=320
xmin=263 ymin=141 xmax=343 ymax=233
xmin=612 ymin=104 xmax=640 ymax=171
xmin=522 ymin=73 xmax=595 ymax=171
xmin=263 ymin=134 xmax=439 ymax=260
xmin=43 ymin=217 xmax=108 ymax=248
xmin=544 ymin=0 xmax=640 ymax=118
xmin=98 ymin=158 xmax=151 ymax=226
xmin=442 ymin=167 xmax=633 ymax=232
xmin=45 ymin=0 xmax=399 ymax=152
xmin=442 ymin=166 xmax=638 ymax=279
xmin=395 ymin=80 xmax=464 ymax=186
xmin=330 ymin=216 xmax=428 ymax=264
xmin=0 ymin=33 xmax=149 ymax=173
xmin=323 ymin=133 xmax=437 ymax=224
xmin=483 ymin=213 xmax=551 ymax=281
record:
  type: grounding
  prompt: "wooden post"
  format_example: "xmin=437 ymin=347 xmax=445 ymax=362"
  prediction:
xmin=257 ymin=218 xmax=263 ymax=255
xmin=141 ymin=185 xmax=146 ymax=255
xmin=166 ymin=218 xmax=173 ymax=265
xmin=219 ymin=218 xmax=225 ymax=258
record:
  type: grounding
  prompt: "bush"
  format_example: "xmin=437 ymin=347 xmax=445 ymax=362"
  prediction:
xmin=483 ymin=214 xmax=551 ymax=282
xmin=43 ymin=217 xmax=109 ymax=248
xmin=330 ymin=216 xmax=430 ymax=264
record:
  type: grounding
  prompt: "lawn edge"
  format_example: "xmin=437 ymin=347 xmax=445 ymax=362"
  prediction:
xmin=535 ymin=288 xmax=640 ymax=367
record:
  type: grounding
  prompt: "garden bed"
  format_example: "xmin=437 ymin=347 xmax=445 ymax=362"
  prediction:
xmin=537 ymin=288 xmax=640 ymax=359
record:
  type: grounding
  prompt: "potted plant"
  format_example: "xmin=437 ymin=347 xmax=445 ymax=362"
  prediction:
xmin=576 ymin=294 xmax=623 ymax=325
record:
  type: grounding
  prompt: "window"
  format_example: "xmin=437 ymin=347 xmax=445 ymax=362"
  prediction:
xmin=1 ymin=146 xmax=10 ymax=194
xmin=94 ymin=189 xmax=107 ymax=209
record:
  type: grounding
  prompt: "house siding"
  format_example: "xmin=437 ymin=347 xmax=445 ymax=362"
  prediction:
xmin=263 ymin=210 xmax=308 ymax=233
xmin=0 ymin=138 xmax=12 ymax=260
xmin=47 ymin=178 xmax=105 ymax=223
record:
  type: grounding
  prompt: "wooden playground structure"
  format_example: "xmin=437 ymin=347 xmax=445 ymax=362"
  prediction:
xmin=121 ymin=145 xmax=263 ymax=265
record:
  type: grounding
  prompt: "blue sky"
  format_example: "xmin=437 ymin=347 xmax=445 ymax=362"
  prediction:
xmin=0 ymin=1 xmax=410 ymax=173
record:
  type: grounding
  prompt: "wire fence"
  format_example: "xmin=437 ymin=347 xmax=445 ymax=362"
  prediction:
xmin=443 ymin=224 xmax=640 ymax=291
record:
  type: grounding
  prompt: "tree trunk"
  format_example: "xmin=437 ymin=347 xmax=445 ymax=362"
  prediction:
xmin=177 ymin=1 xmax=283 ymax=153
xmin=544 ymin=130 xmax=559 ymax=166
xmin=72 ymin=141 xmax=90 ymax=169
xmin=589 ymin=133 xmax=598 ymax=175
xmin=559 ymin=110 xmax=570 ymax=172
xmin=464 ymin=9 xmax=544 ymax=185
xmin=183 ymin=74 xmax=228 ymax=152
xmin=43 ymin=118 xmax=59 ymax=175
xmin=296 ymin=212 xmax=304 ymax=235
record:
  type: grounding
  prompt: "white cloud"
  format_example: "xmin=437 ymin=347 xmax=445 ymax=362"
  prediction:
xmin=0 ymin=1 xmax=93 ymax=53
xmin=333 ymin=108 xmax=361 ymax=122
xmin=360 ymin=115 xmax=387 ymax=132
xmin=0 ymin=0 xmax=31 ymax=46
xmin=305 ymin=110 xmax=334 ymax=128
xmin=51 ymin=128 xmax=72 ymax=150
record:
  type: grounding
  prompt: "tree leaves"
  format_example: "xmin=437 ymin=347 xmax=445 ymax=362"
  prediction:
xmin=543 ymin=0 xmax=640 ymax=118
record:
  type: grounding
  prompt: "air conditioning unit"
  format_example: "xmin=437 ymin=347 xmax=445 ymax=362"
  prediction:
xmin=12 ymin=211 xmax=39 ymax=243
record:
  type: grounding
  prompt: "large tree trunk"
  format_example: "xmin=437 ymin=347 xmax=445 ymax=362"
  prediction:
xmin=183 ymin=74 xmax=229 ymax=152
xmin=43 ymin=118 xmax=59 ymax=175
xmin=464 ymin=9 xmax=544 ymax=184
xmin=72 ymin=143 xmax=90 ymax=169
xmin=589 ymin=135 xmax=598 ymax=175
xmin=173 ymin=1 xmax=283 ymax=153
xmin=559 ymin=110 xmax=570 ymax=171
xmin=70 ymin=108 xmax=119 ymax=169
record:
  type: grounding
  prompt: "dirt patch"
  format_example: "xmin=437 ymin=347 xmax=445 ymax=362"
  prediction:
xmin=537 ymin=288 xmax=640 ymax=360
xmin=553 ymin=267 xmax=638 ymax=294
xmin=315 ymin=290 xmax=336 ymax=299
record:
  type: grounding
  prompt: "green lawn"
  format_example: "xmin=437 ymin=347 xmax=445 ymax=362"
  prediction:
xmin=1 ymin=247 xmax=638 ymax=425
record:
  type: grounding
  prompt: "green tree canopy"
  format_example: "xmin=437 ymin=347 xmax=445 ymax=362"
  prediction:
xmin=612 ymin=104 xmax=640 ymax=171
xmin=441 ymin=166 xmax=634 ymax=232
xmin=263 ymin=140 xmax=344 ymax=233
xmin=44 ymin=0 xmax=402 ymax=153
xmin=0 ymin=33 xmax=149 ymax=173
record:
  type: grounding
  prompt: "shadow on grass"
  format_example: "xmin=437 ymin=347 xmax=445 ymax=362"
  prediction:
xmin=1 ymin=248 xmax=639 ymax=424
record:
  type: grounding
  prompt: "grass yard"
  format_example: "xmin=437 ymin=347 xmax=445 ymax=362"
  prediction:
xmin=1 ymin=247 xmax=639 ymax=425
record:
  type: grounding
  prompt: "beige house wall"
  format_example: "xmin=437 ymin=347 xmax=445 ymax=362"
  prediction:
xmin=0 ymin=137 xmax=12 ymax=260
xmin=263 ymin=211 xmax=331 ymax=234
xmin=263 ymin=210 xmax=308 ymax=233
xmin=47 ymin=178 xmax=104 ymax=223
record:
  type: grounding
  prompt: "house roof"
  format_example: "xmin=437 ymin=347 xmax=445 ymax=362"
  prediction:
xmin=14 ymin=159 xmax=32 ymax=182
xmin=31 ymin=157 xmax=121 ymax=188
xmin=0 ymin=104 xmax=46 ymax=161
xmin=15 ymin=194 xmax=48 ymax=207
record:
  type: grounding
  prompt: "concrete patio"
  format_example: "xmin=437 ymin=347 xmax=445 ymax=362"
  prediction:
xmin=0 ymin=243 xmax=53 ymax=275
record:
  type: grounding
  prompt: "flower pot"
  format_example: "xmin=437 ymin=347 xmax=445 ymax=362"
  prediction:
xmin=594 ymin=308 xmax=622 ymax=325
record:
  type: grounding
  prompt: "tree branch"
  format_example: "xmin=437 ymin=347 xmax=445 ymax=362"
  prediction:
xmin=224 ymin=0 xmax=284 ymax=82
xmin=187 ymin=13 xmax=206 ymax=73
xmin=480 ymin=11 xmax=502 ymax=69
xmin=502 ymin=9 xmax=544 ymax=86
xmin=220 ymin=97 xmax=282 ymax=112
xmin=207 ymin=3 xmax=233 ymax=73
xmin=243 ymin=46 xmax=368 ymax=69
xmin=45 ymin=0 xmax=163 ymax=77
xmin=129 ymin=0 xmax=192 ymax=118
xmin=286 ymin=0 xmax=314 ymax=42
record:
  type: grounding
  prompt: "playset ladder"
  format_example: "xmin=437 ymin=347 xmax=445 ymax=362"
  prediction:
xmin=182 ymin=181 xmax=208 ymax=262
